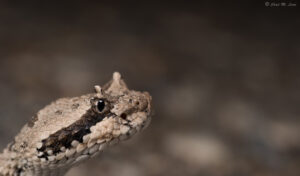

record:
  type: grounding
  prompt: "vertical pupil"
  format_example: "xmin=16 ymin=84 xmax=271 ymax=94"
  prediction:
xmin=97 ymin=99 xmax=105 ymax=112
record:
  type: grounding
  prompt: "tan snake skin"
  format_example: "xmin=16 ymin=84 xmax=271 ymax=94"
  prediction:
xmin=0 ymin=72 xmax=152 ymax=176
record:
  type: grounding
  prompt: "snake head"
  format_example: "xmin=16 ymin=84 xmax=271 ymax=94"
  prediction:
xmin=88 ymin=72 xmax=152 ymax=146
xmin=25 ymin=72 xmax=152 ymax=164
xmin=4 ymin=72 xmax=152 ymax=175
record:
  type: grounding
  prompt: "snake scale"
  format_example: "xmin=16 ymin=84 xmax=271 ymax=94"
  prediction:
xmin=0 ymin=72 xmax=152 ymax=176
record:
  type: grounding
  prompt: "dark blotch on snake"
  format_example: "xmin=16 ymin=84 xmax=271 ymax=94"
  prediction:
xmin=27 ymin=114 xmax=38 ymax=128
xmin=71 ymin=103 xmax=80 ymax=110
xmin=120 ymin=113 xmax=127 ymax=119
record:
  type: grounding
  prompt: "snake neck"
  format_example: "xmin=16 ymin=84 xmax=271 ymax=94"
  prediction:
xmin=0 ymin=147 xmax=68 ymax=176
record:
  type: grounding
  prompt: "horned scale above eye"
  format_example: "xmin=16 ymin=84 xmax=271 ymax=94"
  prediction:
xmin=0 ymin=72 xmax=152 ymax=176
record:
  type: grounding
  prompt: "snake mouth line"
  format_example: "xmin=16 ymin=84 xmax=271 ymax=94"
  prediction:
xmin=37 ymin=110 xmax=115 ymax=160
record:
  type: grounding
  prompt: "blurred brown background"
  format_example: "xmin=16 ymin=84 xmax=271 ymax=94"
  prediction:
xmin=0 ymin=1 xmax=299 ymax=176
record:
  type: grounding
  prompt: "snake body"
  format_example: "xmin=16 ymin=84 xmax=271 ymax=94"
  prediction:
xmin=0 ymin=72 xmax=152 ymax=176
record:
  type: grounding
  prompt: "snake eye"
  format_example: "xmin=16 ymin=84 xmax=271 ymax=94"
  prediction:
xmin=97 ymin=99 xmax=105 ymax=112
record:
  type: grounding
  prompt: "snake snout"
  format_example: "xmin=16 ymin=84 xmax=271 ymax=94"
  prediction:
xmin=140 ymin=91 xmax=152 ymax=113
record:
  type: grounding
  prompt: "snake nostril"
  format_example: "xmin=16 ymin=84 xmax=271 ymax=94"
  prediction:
xmin=120 ymin=113 xmax=127 ymax=119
